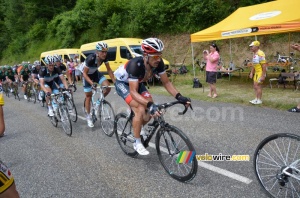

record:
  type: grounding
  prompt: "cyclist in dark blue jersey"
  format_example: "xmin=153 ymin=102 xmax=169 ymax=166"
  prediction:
xmin=114 ymin=38 xmax=190 ymax=155
xmin=39 ymin=55 xmax=69 ymax=116
xmin=82 ymin=42 xmax=115 ymax=128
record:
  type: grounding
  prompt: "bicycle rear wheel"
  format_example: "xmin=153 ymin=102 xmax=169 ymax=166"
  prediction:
xmin=254 ymin=133 xmax=300 ymax=197
xmin=99 ymin=100 xmax=115 ymax=137
xmin=59 ymin=106 xmax=72 ymax=136
xmin=114 ymin=113 xmax=138 ymax=157
xmin=66 ymin=96 xmax=77 ymax=122
xmin=156 ymin=125 xmax=198 ymax=182
xmin=14 ymin=85 xmax=20 ymax=101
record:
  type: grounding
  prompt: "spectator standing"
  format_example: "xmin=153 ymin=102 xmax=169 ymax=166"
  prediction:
xmin=204 ymin=43 xmax=220 ymax=98
xmin=249 ymin=41 xmax=267 ymax=105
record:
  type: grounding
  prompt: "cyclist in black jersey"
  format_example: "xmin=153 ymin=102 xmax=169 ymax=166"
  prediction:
xmin=31 ymin=60 xmax=42 ymax=85
xmin=114 ymin=38 xmax=190 ymax=155
xmin=20 ymin=65 xmax=31 ymax=100
xmin=39 ymin=55 xmax=69 ymax=117
xmin=82 ymin=42 xmax=115 ymax=128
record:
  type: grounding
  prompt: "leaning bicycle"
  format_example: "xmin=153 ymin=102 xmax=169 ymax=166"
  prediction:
xmin=254 ymin=133 xmax=300 ymax=197
xmin=114 ymin=101 xmax=198 ymax=182
xmin=83 ymin=85 xmax=115 ymax=136
xmin=49 ymin=89 xmax=73 ymax=136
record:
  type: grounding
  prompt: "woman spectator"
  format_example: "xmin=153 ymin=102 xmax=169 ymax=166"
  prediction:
xmin=67 ymin=58 xmax=75 ymax=85
xmin=204 ymin=43 xmax=221 ymax=98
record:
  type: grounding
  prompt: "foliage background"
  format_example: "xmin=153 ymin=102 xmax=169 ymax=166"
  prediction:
xmin=1 ymin=0 xmax=296 ymax=66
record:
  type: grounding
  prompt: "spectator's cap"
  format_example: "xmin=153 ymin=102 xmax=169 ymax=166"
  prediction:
xmin=249 ymin=41 xmax=260 ymax=47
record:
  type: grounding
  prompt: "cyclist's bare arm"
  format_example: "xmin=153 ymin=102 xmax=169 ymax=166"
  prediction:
xmin=59 ymin=74 xmax=69 ymax=89
xmin=129 ymin=80 xmax=150 ymax=107
xmin=160 ymin=72 xmax=179 ymax=97
xmin=82 ymin=67 xmax=93 ymax=86
xmin=104 ymin=62 xmax=116 ymax=83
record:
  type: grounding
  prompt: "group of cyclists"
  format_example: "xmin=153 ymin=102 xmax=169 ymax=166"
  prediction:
xmin=1 ymin=38 xmax=191 ymax=156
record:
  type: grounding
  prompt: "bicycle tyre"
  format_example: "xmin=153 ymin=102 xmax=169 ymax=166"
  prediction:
xmin=14 ymin=87 xmax=20 ymax=101
xmin=59 ymin=105 xmax=72 ymax=136
xmin=66 ymin=96 xmax=77 ymax=122
xmin=155 ymin=125 xmax=198 ymax=183
xmin=99 ymin=100 xmax=115 ymax=137
xmin=254 ymin=133 xmax=300 ymax=197
xmin=50 ymin=114 xmax=58 ymax=127
xmin=31 ymin=86 xmax=37 ymax=104
xmin=26 ymin=85 xmax=32 ymax=102
xmin=114 ymin=113 xmax=138 ymax=157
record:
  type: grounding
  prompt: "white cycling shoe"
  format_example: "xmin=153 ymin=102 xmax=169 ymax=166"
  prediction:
xmin=134 ymin=143 xmax=149 ymax=155
xmin=87 ymin=118 xmax=94 ymax=128
xmin=48 ymin=109 xmax=54 ymax=117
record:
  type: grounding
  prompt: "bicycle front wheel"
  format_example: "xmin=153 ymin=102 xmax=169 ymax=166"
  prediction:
xmin=99 ymin=100 xmax=115 ymax=137
xmin=114 ymin=113 xmax=138 ymax=157
xmin=66 ymin=96 xmax=77 ymax=122
xmin=155 ymin=125 xmax=198 ymax=183
xmin=254 ymin=133 xmax=300 ymax=197
xmin=59 ymin=106 xmax=72 ymax=136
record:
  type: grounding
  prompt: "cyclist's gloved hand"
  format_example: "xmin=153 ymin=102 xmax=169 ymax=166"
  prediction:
xmin=147 ymin=102 xmax=160 ymax=116
xmin=175 ymin=93 xmax=191 ymax=104
xmin=92 ymin=83 xmax=97 ymax=89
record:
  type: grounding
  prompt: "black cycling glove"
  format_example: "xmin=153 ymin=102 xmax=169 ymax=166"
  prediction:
xmin=175 ymin=93 xmax=191 ymax=104
xmin=147 ymin=102 xmax=159 ymax=115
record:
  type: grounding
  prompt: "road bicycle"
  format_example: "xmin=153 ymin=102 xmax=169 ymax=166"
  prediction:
xmin=254 ymin=133 xmax=300 ymax=197
xmin=11 ymin=82 xmax=20 ymax=101
xmin=114 ymin=101 xmax=198 ymax=182
xmin=48 ymin=89 xmax=73 ymax=136
xmin=24 ymin=80 xmax=36 ymax=103
xmin=83 ymin=85 xmax=115 ymax=136
xmin=65 ymin=84 xmax=77 ymax=122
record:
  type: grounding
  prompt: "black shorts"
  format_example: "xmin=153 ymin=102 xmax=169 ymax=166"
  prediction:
xmin=206 ymin=71 xmax=217 ymax=84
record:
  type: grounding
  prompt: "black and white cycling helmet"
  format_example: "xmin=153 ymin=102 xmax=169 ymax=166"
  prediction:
xmin=53 ymin=54 xmax=62 ymax=62
xmin=141 ymin=38 xmax=164 ymax=54
xmin=34 ymin=60 xmax=40 ymax=66
xmin=44 ymin=55 xmax=55 ymax=65
xmin=96 ymin=42 xmax=108 ymax=51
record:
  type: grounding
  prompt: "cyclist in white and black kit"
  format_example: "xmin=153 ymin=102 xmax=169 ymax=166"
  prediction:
xmin=39 ymin=55 xmax=69 ymax=116
xmin=82 ymin=42 xmax=115 ymax=128
xmin=114 ymin=38 xmax=191 ymax=155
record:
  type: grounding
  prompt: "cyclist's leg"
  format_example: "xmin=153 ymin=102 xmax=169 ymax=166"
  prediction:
xmin=43 ymin=84 xmax=53 ymax=108
xmin=98 ymin=72 xmax=111 ymax=97
xmin=83 ymin=78 xmax=93 ymax=115
xmin=115 ymin=81 xmax=151 ymax=155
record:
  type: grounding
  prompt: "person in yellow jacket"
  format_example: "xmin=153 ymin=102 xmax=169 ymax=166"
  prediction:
xmin=249 ymin=41 xmax=267 ymax=105
xmin=0 ymin=84 xmax=20 ymax=197
xmin=0 ymin=82 xmax=4 ymax=137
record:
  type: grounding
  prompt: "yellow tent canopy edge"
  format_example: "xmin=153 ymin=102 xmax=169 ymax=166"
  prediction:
xmin=191 ymin=0 xmax=300 ymax=42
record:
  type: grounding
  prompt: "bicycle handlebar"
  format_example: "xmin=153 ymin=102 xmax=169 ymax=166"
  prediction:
xmin=157 ymin=101 xmax=193 ymax=115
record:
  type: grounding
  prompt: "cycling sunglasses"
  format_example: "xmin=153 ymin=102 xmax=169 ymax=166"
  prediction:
xmin=148 ymin=54 xmax=162 ymax=60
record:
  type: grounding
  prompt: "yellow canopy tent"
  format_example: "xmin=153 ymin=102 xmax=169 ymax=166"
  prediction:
xmin=190 ymin=0 xmax=300 ymax=77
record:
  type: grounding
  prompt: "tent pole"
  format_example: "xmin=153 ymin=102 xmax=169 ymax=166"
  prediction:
xmin=191 ymin=43 xmax=195 ymax=78
xmin=255 ymin=35 xmax=257 ymax=41
xmin=230 ymin=39 xmax=232 ymax=63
